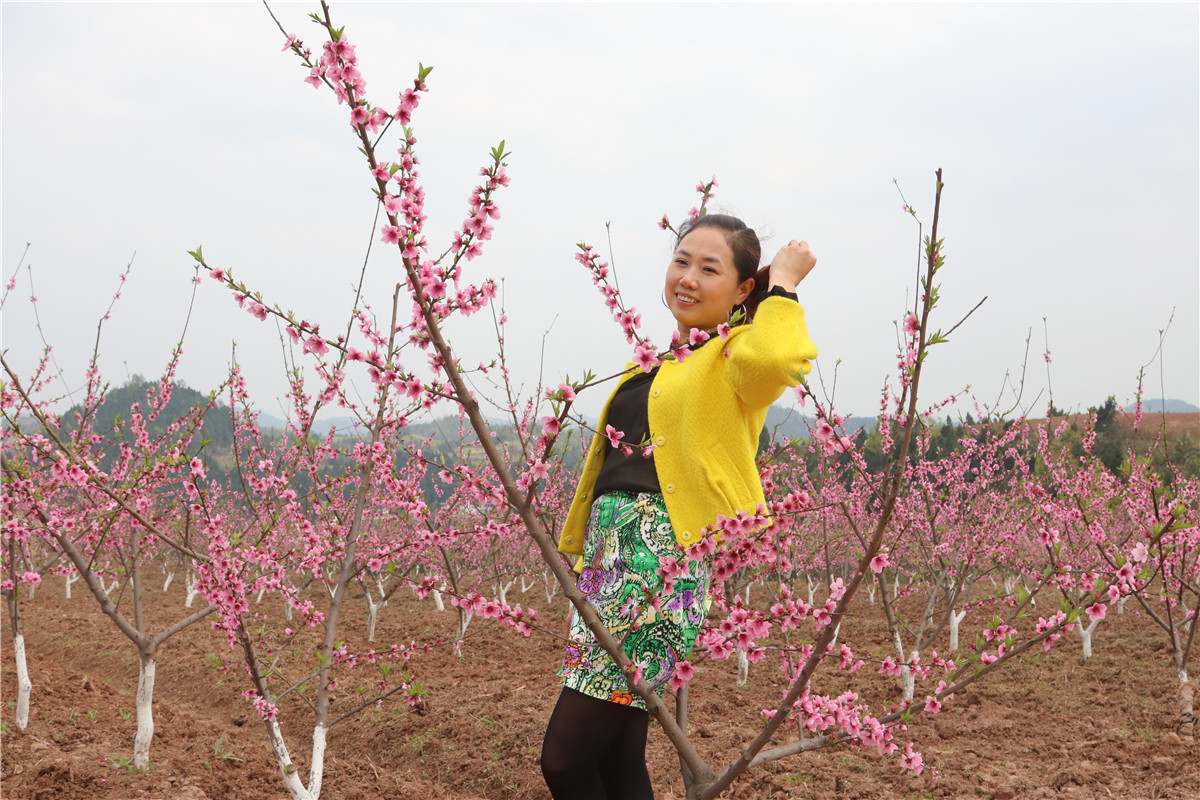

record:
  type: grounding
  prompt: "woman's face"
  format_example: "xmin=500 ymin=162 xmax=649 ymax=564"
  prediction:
xmin=664 ymin=227 xmax=754 ymax=337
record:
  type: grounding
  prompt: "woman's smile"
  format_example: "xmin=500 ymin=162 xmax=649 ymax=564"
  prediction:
xmin=664 ymin=227 xmax=754 ymax=336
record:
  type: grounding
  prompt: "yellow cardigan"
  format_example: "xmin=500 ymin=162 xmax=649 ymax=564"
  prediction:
xmin=557 ymin=296 xmax=817 ymax=560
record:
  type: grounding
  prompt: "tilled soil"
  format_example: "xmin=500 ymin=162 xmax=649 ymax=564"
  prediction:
xmin=1 ymin=579 xmax=1196 ymax=799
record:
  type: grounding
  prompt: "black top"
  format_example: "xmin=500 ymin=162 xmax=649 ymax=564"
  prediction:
xmin=593 ymin=367 xmax=660 ymax=496
xmin=592 ymin=286 xmax=799 ymax=499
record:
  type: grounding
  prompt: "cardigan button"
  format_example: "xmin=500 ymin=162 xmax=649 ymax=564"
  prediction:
xmin=564 ymin=536 xmax=573 ymax=544
xmin=651 ymin=389 xmax=660 ymax=397
xmin=664 ymin=484 xmax=675 ymax=493
xmin=655 ymin=436 xmax=665 ymax=446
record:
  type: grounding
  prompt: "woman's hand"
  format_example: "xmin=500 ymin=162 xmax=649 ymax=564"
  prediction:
xmin=768 ymin=240 xmax=817 ymax=293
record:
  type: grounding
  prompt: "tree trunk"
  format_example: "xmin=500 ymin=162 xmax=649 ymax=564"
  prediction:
xmin=1075 ymin=617 xmax=1101 ymax=661
xmin=134 ymin=651 xmax=157 ymax=769
xmin=677 ymin=685 xmax=693 ymax=793
xmin=497 ymin=577 xmax=514 ymax=606
xmin=1178 ymin=680 xmax=1196 ymax=740
xmin=308 ymin=723 xmax=329 ymax=799
xmin=900 ymin=649 xmax=917 ymax=702
xmin=1174 ymin=633 xmax=1195 ymax=740
xmin=949 ymin=607 xmax=967 ymax=651
xmin=184 ymin=571 xmax=200 ymax=608
xmin=4 ymin=588 xmax=32 ymax=730
xmin=11 ymin=632 xmax=32 ymax=730
xmin=264 ymin=714 xmax=317 ymax=800
xmin=366 ymin=597 xmax=381 ymax=642
xmin=453 ymin=607 xmax=473 ymax=657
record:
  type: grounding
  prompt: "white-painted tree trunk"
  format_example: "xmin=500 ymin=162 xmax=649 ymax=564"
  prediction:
xmin=28 ymin=583 xmax=36 ymax=601
xmin=1075 ymin=617 xmax=1101 ymax=660
xmin=898 ymin=649 xmax=918 ymax=702
xmin=134 ymin=655 xmax=156 ymax=769
xmin=866 ymin=582 xmax=877 ymax=605
xmin=453 ymin=609 xmax=473 ymax=657
xmin=829 ymin=621 xmax=842 ymax=649
xmin=497 ymin=577 xmax=515 ymax=606
xmin=890 ymin=622 xmax=915 ymax=701
xmin=366 ymin=597 xmax=382 ymax=642
xmin=743 ymin=581 xmax=752 ymax=605
xmin=806 ymin=576 xmax=819 ymax=606
xmin=521 ymin=574 xmax=536 ymax=594
xmin=263 ymin=716 xmax=316 ymax=800
xmin=308 ymin=723 xmax=328 ymax=800
xmin=162 ymin=572 xmax=174 ymax=593
xmin=432 ymin=588 xmax=445 ymax=612
xmin=544 ymin=569 xmax=559 ymax=605
xmin=184 ymin=572 xmax=200 ymax=608
xmin=1003 ymin=575 xmax=1016 ymax=596
xmin=1117 ymin=596 xmax=1127 ymax=615
xmin=284 ymin=598 xmax=293 ymax=621
xmin=736 ymin=650 xmax=750 ymax=686
xmin=12 ymin=633 xmax=32 ymax=730
xmin=257 ymin=586 xmax=267 ymax=603
xmin=900 ymin=663 xmax=915 ymax=702
xmin=64 ymin=573 xmax=78 ymax=599
xmin=949 ymin=608 xmax=967 ymax=651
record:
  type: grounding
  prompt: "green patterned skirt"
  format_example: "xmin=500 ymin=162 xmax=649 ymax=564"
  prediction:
xmin=559 ymin=491 xmax=713 ymax=709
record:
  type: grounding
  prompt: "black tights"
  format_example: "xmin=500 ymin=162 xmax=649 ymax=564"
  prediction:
xmin=541 ymin=687 xmax=654 ymax=800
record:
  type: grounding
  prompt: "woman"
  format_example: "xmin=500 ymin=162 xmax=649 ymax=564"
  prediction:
xmin=541 ymin=214 xmax=818 ymax=799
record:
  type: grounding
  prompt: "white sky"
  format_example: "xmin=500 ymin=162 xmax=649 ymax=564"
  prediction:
xmin=3 ymin=2 xmax=1197 ymax=424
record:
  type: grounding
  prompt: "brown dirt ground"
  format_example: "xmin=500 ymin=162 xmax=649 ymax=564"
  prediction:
xmin=1 ymin=579 xmax=1196 ymax=800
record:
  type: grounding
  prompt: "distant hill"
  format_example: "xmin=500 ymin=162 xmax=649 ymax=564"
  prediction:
xmin=256 ymin=411 xmax=515 ymax=438
xmin=762 ymin=406 xmax=874 ymax=442
xmin=257 ymin=412 xmax=362 ymax=435
xmin=1122 ymin=398 xmax=1200 ymax=414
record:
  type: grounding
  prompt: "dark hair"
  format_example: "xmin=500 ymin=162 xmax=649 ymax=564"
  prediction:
xmin=674 ymin=214 xmax=772 ymax=321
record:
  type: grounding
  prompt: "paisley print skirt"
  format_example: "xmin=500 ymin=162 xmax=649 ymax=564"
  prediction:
xmin=558 ymin=491 xmax=713 ymax=710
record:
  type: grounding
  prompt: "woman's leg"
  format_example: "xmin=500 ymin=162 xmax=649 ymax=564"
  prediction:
xmin=597 ymin=705 xmax=653 ymax=800
xmin=541 ymin=687 xmax=653 ymax=800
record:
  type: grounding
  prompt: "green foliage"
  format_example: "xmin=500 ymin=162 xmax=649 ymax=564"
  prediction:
xmin=212 ymin=734 xmax=242 ymax=762
xmin=55 ymin=376 xmax=234 ymax=459
xmin=1085 ymin=396 xmax=1124 ymax=473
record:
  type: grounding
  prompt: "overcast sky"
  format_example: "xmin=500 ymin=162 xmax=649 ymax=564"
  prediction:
xmin=3 ymin=2 xmax=1197 ymax=426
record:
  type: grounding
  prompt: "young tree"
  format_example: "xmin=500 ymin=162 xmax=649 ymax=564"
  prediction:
xmin=2 ymin=284 xmax=221 ymax=767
